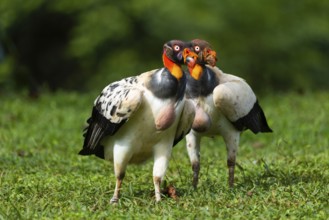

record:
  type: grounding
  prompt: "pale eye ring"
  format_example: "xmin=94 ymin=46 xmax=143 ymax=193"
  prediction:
xmin=194 ymin=46 xmax=200 ymax=52
xmin=174 ymin=45 xmax=180 ymax=51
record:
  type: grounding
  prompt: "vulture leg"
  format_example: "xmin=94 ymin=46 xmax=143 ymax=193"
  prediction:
xmin=221 ymin=126 xmax=240 ymax=188
xmin=110 ymin=146 xmax=131 ymax=204
xmin=186 ymin=131 xmax=201 ymax=189
xmin=153 ymin=143 xmax=172 ymax=202
xmin=110 ymin=172 xmax=125 ymax=204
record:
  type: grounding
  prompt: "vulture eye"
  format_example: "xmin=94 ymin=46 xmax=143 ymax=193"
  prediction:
xmin=173 ymin=45 xmax=180 ymax=51
xmin=194 ymin=46 xmax=200 ymax=52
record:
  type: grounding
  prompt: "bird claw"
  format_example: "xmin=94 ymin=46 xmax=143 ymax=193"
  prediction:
xmin=110 ymin=197 xmax=119 ymax=204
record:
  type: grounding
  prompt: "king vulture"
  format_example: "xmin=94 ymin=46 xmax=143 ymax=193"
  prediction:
xmin=79 ymin=40 xmax=195 ymax=203
xmin=183 ymin=39 xmax=272 ymax=188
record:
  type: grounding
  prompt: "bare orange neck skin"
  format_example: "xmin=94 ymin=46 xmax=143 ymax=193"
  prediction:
xmin=162 ymin=53 xmax=183 ymax=80
xmin=188 ymin=64 xmax=203 ymax=80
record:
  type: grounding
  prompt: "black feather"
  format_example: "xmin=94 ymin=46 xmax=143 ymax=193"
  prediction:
xmin=172 ymin=127 xmax=192 ymax=147
xmin=148 ymin=68 xmax=186 ymax=102
xmin=232 ymin=100 xmax=273 ymax=134
xmin=79 ymin=106 xmax=127 ymax=159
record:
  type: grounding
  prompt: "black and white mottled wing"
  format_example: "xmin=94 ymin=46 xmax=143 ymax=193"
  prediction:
xmin=79 ymin=77 xmax=143 ymax=157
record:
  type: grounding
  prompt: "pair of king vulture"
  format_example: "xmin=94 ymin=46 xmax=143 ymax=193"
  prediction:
xmin=79 ymin=39 xmax=273 ymax=203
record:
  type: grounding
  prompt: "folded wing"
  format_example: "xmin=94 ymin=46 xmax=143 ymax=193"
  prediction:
xmin=79 ymin=78 xmax=143 ymax=157
xmin=213 ymin=76 xmax=272 ymax=134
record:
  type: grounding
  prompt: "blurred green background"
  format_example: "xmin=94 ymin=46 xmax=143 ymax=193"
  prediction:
xmin=1 ymin=0 xmax=328 ymax=96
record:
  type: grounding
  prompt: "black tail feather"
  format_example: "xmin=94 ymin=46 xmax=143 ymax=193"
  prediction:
xmin=232 ymin=100 xmax=272 ymax=134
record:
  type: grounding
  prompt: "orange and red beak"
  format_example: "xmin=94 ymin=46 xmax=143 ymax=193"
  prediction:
xmin=183 ymin=48 xmax=197 ymax=68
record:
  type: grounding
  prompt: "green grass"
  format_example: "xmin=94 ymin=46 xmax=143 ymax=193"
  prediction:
xmin=0 ymin=91 xmax=328 ymax=219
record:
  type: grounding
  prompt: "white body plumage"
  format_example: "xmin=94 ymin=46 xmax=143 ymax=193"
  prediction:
xmin=80 ymin=68 xmax=194 ymax=203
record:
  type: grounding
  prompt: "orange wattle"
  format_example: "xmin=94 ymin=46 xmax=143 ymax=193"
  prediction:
xmin=162 ymin=53 xmax=183 ymax=80
xmin=188 ymin=64 xmax=203 ymax=80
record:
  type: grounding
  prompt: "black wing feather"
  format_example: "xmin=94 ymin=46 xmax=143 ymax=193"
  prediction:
xmin=79 ymin=106 xmax=127 ymax=158
xmin=172 ymin=127 xmax=192 ymax=147
xmin=232 ymin=100 xmax=273 ymax=134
